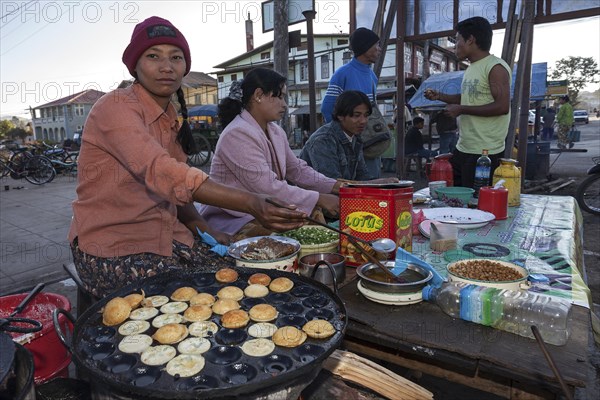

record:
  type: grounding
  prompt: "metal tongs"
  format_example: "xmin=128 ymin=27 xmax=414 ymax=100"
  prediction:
xmin=266 ymin=198 xmax=403 ymax=283
xmin=0 ymin=283 xmax=45 ymax=334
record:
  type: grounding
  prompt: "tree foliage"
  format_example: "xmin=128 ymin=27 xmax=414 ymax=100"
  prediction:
xmin=0 ymin=120 xmax=15 ymax=139
xmin=550 ymin=56 xmax=599 ymax=105
xmin=7 ymin=127 xmax=28 ymax=140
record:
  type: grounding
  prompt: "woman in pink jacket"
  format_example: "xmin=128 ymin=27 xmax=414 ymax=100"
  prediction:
xmin=200 ymin=68 xmax=341 ymax=239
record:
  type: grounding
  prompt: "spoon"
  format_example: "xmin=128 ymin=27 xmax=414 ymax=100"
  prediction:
xmin=345 ymin=236 xmax=405 ymax=283
xmin=265 ymin=198 xmax=395 ymax=251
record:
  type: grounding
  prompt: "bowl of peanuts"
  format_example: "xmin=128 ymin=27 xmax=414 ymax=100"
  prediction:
xmin=446 ymin=258 xmax=530 ymax=290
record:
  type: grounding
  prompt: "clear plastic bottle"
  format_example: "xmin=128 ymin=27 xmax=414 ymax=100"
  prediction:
xmin=422 ymin=282 xmax=572 ymax=345
xmin=473 ymin=149 xmax=492 ymax=198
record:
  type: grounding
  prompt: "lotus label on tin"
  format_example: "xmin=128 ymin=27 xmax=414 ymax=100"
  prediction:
xmin=397 ymin=211 xmax=412 ymax=230
xmin=344 ymin=212 xmax=384 ymax=233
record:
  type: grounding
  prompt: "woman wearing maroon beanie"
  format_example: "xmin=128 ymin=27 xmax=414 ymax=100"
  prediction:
xmin=68 ymin=16 xmax=306 ymax=298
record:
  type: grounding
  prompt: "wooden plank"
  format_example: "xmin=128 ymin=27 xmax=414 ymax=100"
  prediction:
xmin=523 ymin=178 xmax=565 ymax=193
xmin=550 ymin=179 xmax=576 ymax=193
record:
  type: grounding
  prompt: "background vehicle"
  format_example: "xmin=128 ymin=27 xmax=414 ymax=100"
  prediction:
xmin=187 ymin=128 xmax=219 ymax=167
xmin=573 ymin=110 xmax=589 ymax=124
xmin=0 ymin=148 xmax=56 ymax=184
xmin=0 ymin=139 xmax=19 ymax=151
xmin=32 ymin=142 xmax=78 ymax=175
xmin=528 ymin=110 xmax=544 ymax=125
xmin=576 ymin=156 xmax=600 ymax=215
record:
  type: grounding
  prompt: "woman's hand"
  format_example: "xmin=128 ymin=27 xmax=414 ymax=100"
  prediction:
xmin=247 ymin=195 xmax=307 ymax=232
xmin=193 ymin=180 xmax=307 ymax=233
xmin=317 ymin=193 xmax=340 ymax=219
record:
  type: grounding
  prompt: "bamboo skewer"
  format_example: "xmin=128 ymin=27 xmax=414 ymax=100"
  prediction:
xmin=323 ymin=350 xmax=434 ymax=400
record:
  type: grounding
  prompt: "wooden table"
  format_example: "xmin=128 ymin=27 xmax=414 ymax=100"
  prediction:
xmin=334 ymin=195 xmax=593 ymax=399
xmin=337 ymin=276 xmax=590 ymax=399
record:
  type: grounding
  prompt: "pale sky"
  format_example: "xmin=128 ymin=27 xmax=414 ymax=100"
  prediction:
xmin=1 ymin=1 xmax=598 ymax=119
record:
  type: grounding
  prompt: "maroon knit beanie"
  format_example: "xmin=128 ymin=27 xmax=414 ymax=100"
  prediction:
xmin=122 ymin=16 xmax=191 ymax=77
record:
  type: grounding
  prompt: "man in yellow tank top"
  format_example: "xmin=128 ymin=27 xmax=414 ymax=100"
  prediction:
xmin=424 ymin=17 xmax=511 ymax=189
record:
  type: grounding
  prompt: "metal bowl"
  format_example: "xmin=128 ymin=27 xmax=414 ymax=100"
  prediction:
xmin=227 ymin=236 xmax=301 ymax=272
xmin=356 ymin=261 xmax=433 ymax=294
xmin=446 ymin=259 xmax=530 ymax=291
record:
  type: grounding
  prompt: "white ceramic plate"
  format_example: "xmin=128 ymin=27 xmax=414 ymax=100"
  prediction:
xmin=414 ymin=187 xmax=431 ymax=197
xmin=418 ymin=220 xmax=433 ymax=238
xmin=413 ymin=192 xmax=429 ymax=204
xmin=422 ymin=208 xmax=495 ymax=229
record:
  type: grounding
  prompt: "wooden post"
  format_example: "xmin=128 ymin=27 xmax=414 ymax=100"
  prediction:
xmin=503 ymin=0 xmax=524 ymax=159
xmin=501 ymin=0 xmax=518 ymax=63
xmin=373 ymin=0 xmax=398 ymax=79
xmin=516 ymin=0 xmax=535 ymax=184
xmin=303 ymin=10 xmax=317 ymax=133
xmin=372 ymin=0 xmax=386 ymax=38
xmin=395 ymin=1 xmax=407 ymax=179
xmin=423 ymin=40 xmax=430 ymax=80
xmin=273 ymin=0 xmax=290 ymax=137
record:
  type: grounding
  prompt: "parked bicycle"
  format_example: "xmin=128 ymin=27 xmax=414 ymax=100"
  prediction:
xmin=576 ymin=156 xmax=600 ymax=215
xmin=0 ymin=148 xmax=56 ymax=185
xmin=32 ymin=142 xmax=78 ymax=174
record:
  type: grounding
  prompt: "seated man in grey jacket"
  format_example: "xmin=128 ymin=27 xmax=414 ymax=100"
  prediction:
xmin=300 ymin=91 xmax=397 ymax=184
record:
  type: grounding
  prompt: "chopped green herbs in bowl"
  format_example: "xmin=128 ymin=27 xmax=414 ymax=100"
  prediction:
xmin=277 ymin=226 xmax=339 ymax=257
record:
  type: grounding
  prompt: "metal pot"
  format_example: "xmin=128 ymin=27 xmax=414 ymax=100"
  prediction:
xmin=356 ymin=261 xmax=433 ymax=294
xmin=54 ymin=268 xmax=347 ymax=400
xmin=298 ymin=253 xmax=345 ymax=287
xmin=0 ymin=333 xmax=36 ymax=400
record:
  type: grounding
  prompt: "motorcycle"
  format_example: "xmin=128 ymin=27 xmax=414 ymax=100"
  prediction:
xmin=576 ymin=156 xmax=600 ymax=215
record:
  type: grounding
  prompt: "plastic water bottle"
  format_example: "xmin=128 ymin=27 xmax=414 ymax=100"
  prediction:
xmin=422 ymin=282 xmax=572 ymax=346
xmin=473 ymin=149 xmax=491 ymax=198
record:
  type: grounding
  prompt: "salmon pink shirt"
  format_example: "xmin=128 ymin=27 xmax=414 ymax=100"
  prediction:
xmin=68 ymin=83 xmax=208 ymax=258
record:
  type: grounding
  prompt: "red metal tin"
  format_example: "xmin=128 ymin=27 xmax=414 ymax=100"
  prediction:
xmin=339 ymin=185 xmax=413 ymax=266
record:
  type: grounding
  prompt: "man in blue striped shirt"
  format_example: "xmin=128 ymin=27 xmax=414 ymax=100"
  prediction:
xmin=321 ymin=27 xmax=382 ymax=178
